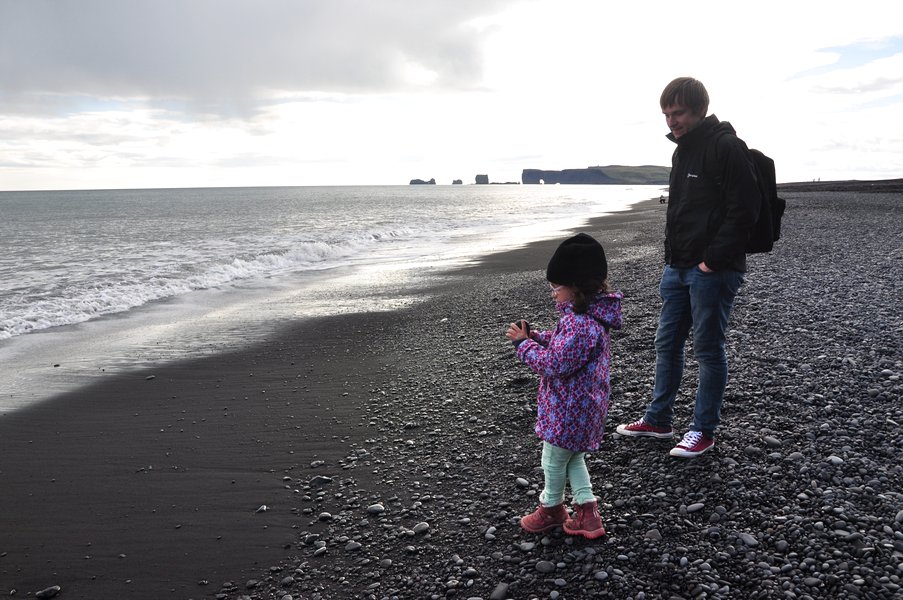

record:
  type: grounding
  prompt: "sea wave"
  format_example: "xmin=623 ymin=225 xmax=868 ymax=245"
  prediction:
xmin=0 ymin=227 xmax=412 ymax=340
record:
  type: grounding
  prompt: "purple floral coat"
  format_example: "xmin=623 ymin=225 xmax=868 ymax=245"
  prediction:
xmin=515 ymin=291 xmax=623 ymax=452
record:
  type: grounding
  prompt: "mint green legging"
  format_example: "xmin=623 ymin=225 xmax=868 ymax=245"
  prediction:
xmin=539 ymin=441 xmax=596 ymax=507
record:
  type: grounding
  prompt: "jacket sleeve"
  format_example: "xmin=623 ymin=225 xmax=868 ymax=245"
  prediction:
xmin=704 ymin=135 xmax=761 ymax=270
xmin=515 ymin=315 xmax=596 ymax=378
xmin=532 ymin=329 xmax=553 ymax=347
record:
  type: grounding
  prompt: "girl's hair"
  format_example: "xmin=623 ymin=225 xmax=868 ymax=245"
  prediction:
xmin=570 ymin=277 xmax=611 ymax=314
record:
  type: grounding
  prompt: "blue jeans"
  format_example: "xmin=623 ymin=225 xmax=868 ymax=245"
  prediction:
xmin=644 ymin=265 xmax=744 ymax=438
xmin=539 ymin=442 xmax=596 ymax=506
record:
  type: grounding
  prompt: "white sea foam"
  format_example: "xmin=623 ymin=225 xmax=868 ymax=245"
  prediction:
xmin=0 ymin=226 xmax=415 ymax=339
xmin=0 ymin=185 xmax=658 ymax=341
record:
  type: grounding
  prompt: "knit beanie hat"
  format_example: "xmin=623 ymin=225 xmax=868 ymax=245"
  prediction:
xmin=546 ymin=233 xmax=608 ymax=285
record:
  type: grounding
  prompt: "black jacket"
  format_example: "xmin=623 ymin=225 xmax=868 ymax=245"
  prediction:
xmin=664 ymin=114 xmax=760 ymax=272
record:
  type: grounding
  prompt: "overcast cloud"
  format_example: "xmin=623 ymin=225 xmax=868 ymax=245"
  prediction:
xmin=1 ymin=0 xmax=902 ymax=190
xmin=1 ymin=0 xmax=510 ymax=113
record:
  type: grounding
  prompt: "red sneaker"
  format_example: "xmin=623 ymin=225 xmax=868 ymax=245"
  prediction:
xmin=520 ymin=503 xmax=568 ymax=533
xmin=563 ymin=500 xmax=606 ymax=539
xmin=616 ymin=418 xmax=673 ymax=439
xmin=669 ymin=431 xmax=715 ymax=458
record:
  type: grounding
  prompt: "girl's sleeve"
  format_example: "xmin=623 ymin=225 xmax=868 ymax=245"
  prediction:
xmin=532 ymin=329 xmax=553 ymax=347
xmin=516 ymin=316 xmax=596 ymax=377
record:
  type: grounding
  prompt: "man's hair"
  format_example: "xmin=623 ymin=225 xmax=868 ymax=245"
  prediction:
xmin=660 ymin=77 xmax=709 ymax=117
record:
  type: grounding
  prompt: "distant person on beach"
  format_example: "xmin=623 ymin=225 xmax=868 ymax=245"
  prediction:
xmin=616 ymin=77 xmax=759 ymax=457
xmin=505 ymin=233 xmax=622 ymax=539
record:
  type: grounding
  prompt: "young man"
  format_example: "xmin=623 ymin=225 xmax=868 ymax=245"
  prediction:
xmin=616 ymin=77 xmax=760 ymax=457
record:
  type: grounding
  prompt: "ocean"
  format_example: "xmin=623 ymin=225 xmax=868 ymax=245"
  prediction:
xmin=0 ymin=184 xmax=659 ymax=411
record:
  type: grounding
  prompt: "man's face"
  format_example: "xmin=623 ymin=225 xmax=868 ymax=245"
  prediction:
xmin=662 ymin=103 xmax=704 ymax=139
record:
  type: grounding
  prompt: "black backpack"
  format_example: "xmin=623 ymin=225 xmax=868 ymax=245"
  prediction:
xmin=708 ymin=131 xmax=786 ymax=254
xmin=745 ymin=149 xmax=786 ymax=253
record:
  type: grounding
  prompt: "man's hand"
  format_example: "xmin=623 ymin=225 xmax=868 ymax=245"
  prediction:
xmin=698 ymin=262 xmax=713 ymax=273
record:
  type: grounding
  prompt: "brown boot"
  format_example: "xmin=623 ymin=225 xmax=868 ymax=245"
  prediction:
xmin=519 ymin=503 xmax=568 ymax=533
xmin=563 ymin=500 xmax=606 ymax=539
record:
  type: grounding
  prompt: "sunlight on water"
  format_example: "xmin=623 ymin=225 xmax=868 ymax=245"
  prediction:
xmin=0 ymin=185 xmax=660 ymax=411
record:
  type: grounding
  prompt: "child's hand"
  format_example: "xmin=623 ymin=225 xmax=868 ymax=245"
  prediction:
xmin=505 ymin=320 xmax=530 ymax=343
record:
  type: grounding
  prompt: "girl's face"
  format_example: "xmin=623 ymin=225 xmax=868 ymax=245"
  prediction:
xmin=548 ymin=282 xmax=575 ymax=304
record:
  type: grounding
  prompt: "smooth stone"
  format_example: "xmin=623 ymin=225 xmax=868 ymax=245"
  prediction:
xmin=764 ymin=435 xmax=782 ymax=448
xmin=367 ymin=503 xmax=386 ymax=514
xmin=345 ymin=541 xmax=362 ymax=551
xmin=687 ymin=503 xmax=705 ymax=513
xmin=645 ymin=529 xmax=663 ymax=541
xmin=516 ymin=477 xmax=530 ymax=487
xmin=536 ymin=560 xmax=556 ymax=573
xmin=738 ymin=532 xmax=759 ymax=546
xmin=413 ymin=522 xmax=430 ymax=534
xmin=35 ymin=587 xmax=61 ymax=599
xmin=489 ymin=583 xmax=509 ymax=600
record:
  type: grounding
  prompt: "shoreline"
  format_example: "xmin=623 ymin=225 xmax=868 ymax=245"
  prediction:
xmin=2 ymin=191 xmax=901 ymax=599
xmin=0 ymin=186 xmax=656 ymax=414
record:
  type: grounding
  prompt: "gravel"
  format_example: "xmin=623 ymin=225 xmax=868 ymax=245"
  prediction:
xmin=211 ymin=192 xmax=902 ymax=600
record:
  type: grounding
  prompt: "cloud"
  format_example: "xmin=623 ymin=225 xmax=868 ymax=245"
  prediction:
xmin=0 ymin=0 xmax=518 ymax=115
xmin=2 ymin=0 xmax=903 ymax=188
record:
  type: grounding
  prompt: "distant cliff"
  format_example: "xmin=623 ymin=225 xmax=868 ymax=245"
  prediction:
xmin=522 ymin=165 xmax=669 ymax=185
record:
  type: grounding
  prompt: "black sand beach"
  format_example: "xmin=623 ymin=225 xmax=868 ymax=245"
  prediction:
xmin=1 ymin=186 xmax=901 ymax=599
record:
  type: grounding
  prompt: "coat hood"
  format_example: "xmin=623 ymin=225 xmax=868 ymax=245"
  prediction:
xmin=558 ymin=290 xmax=623 ymax=330
xmin=666 ymin=114 xmax=735 ymax=146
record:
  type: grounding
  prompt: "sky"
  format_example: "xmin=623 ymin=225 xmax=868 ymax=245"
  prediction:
xmin=1 ymin=0 xmax=902 ymax=191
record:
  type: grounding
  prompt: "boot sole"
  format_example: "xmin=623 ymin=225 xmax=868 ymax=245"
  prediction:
xmin=519 ymin=520 xmax=563 ymax=533
xmin=563 ymin=525 xmax=606 ymax=539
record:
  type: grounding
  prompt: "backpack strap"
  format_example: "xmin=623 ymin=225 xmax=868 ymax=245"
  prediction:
xmin=703 ymin=129 xmax=732 ymax=187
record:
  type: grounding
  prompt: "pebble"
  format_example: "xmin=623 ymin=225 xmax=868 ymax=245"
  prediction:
xmin=536 ymin=560 xmax=556 ymax=573
xmin=412 ymin=522 xmax=430 ymax=534
xmin=35 ymin=587 xmax=61 ymax=599
xmin=763 ymin=435 xmax=782 ymax=448
xmin=171 ymin=193 xmax=903 ymax=600
xmin=367 ymin=503 xmax=386 ymax=514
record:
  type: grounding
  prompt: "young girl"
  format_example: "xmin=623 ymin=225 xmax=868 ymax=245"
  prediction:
xmin=505 ymin=233 xmax=622 ymax=539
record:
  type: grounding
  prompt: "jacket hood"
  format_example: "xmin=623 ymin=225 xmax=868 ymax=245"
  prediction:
xmin=558 ymin=291 xmax=623 ymax=330
xmin=666 ymin=114 xmax=735 ymax=146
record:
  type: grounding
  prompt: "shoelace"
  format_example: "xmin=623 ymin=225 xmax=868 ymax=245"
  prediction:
xmin=680 ymin=430 xmax=703 ymax=447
